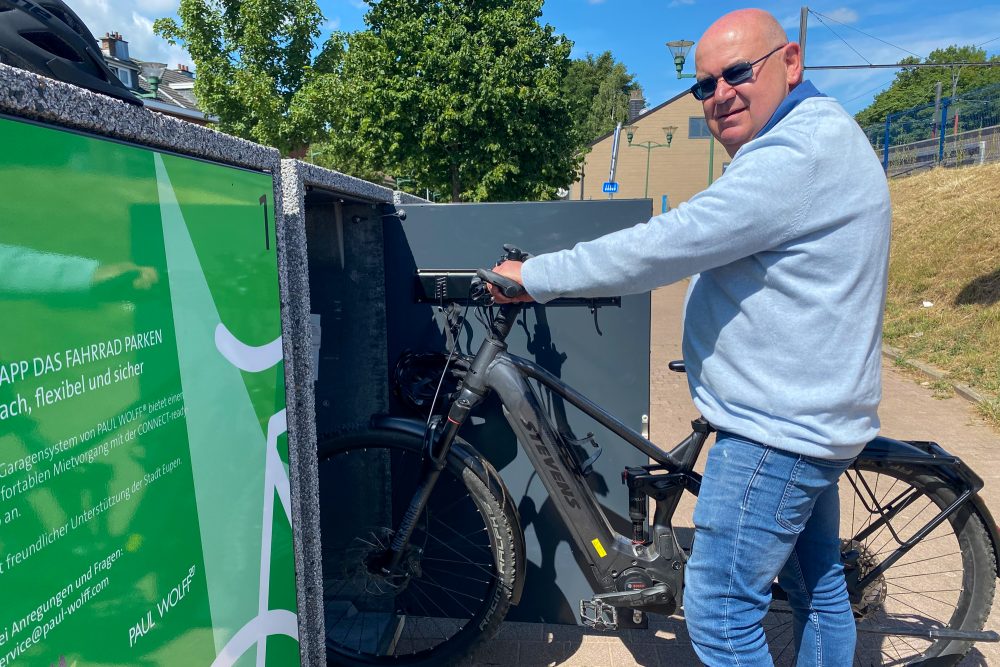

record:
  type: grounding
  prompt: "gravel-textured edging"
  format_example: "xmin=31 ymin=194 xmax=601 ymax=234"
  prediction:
xmin=882 ymin=344 xmax=987 ymax=405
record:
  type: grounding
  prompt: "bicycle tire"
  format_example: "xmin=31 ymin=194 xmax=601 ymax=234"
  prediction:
xmin=765 ymin=460 xmax=997 ymax=666
xmin=319 ymin=429 xmax=519 ymax=666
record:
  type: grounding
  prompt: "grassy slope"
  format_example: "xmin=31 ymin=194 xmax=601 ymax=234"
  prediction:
xmin=885 ymin=162 xmax=1000 ymax=423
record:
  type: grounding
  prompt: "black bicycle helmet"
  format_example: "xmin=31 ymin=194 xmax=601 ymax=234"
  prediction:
xmin=0 ymin=0 xmax=141 ymax=105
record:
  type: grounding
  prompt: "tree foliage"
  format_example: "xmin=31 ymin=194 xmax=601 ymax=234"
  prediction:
xmin=562 ymin=52 xmax=639 ymax=148
xmin=855 ymin=45 xmax=1000 ymax=129
xmin=154 ymin=0 xmax=341 ymax=154
xmin=315 ymin=0 xmax=578 ymax=202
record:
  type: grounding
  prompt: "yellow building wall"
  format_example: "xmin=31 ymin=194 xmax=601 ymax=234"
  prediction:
xmin=573 ymin=93 xmax=731 ymax=212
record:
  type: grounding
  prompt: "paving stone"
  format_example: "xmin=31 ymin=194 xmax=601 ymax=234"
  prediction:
xmin=517 ymin=640 xmax=569 ymax=666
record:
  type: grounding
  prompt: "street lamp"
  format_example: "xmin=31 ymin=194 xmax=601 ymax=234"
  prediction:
xmin=138 ymin=62 xmax=167 ymax=98
xmin=626 ymin=125 xmax=676 ymax=199
xmin=668 ymin=38 xmax=718 ymax=187
xmin=665 ymin=40 xmax=696 ymax=79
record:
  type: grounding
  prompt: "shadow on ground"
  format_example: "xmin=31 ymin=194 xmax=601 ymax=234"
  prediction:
xmin=955 ymin=268 xmax=1000 ymax=306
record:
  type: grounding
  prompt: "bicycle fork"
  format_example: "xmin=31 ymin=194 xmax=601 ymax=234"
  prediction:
xmin=382 ymin=333 xmax=508 ymax=574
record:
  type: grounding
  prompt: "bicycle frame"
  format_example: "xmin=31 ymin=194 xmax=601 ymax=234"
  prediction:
xmin=377 ymin=300 xmax=1000 ymax=639
xmin=381 ymin=302 xmax=708 ymax=606
xmin=488 ymin=351 xmax=704 ymax=593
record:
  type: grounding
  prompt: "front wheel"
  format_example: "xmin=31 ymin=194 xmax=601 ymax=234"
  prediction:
xmin=766 ymin=460 xmax=997 ymax=665
xmin=318 ymin=429 xmax=520 ymax=666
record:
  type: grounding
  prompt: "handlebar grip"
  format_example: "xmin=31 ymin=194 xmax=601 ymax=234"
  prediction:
xmin=476 ymin=268 xmax=526 ymax=299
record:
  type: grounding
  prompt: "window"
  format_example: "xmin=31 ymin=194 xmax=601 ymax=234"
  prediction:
xmin=689 ymin=117 xmax=712 ymax=139
xmin=107 ymin=65 xmax=132 ymax=88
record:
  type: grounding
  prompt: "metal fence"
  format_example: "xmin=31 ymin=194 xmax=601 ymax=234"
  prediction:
xmin=861 ymin=82 xmax=1000 ymax=177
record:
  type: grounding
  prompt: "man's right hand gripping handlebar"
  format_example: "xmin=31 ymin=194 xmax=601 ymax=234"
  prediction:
xmin=479 ymin=260 xmax=535 ymax=304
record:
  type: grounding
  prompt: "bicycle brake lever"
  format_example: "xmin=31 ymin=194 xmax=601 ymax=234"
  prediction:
xmin=469 ymin=276 xmax=494 ymax=305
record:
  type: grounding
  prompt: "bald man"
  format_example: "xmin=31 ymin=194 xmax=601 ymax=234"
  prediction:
xmin=491 ymin=8 xmax=890 ymax=664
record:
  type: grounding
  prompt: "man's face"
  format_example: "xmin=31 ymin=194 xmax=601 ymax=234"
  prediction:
xmin=695 ymin=31 xmax=797 ymax=156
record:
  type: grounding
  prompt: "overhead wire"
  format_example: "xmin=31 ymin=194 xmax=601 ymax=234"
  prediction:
xmin=809 ymin=11 xmax=872 ymax=65
xmin=806 ymin=9 xmax=929 ymax=109
xmin=809 ymin=9 xmax=922 ymax=59
xmin=843 ymin=78 xmax=899 ymax=104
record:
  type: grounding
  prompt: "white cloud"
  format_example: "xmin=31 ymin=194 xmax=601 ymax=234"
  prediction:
xmin=778 ymin=12 xmax=800 ymax=31
xmin=323 ymin=17 xmax=342 ymax=32
xmin=587 ymin=0 xmax=607 ymax=5
xmin=823 ymin=8 xmax=860 ymax=25
xmin=73 ymin=0 xmax=192 ymax=68
xmin=669 ymin=0 xmax=695 ymax=6
xmin=134 ymin=0 xmax=180 ymax=13
xmin=803 ymin=7 xmax=1000 ymax=114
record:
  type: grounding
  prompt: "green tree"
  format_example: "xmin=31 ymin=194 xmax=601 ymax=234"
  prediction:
xmin=154 ymin=0 xmax=341 ymax=154
xmin=563 ymin=52 xmax=639 ymax=148
xmin=855 ymin=45 xmax=1000 ymax=129
xmin=316 ymin=0 xmax=579 ymax=202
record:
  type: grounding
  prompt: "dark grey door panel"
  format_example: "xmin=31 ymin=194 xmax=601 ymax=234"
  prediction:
xmin=384 ymin=199 xmax=653 ymax=624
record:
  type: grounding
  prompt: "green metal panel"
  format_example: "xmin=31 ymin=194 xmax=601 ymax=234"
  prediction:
xmin=0 ymin=117 xmax=299 ymax=666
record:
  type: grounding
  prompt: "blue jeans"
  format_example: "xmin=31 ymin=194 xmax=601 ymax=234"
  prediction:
xmin=683 ymin=432 xmax=856 ymax=666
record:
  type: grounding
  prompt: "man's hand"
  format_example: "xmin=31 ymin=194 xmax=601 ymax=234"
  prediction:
xmin=487 ymin=260 xmax=534 ymax=304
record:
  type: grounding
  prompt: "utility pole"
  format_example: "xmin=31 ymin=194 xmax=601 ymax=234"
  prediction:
xmin=933 ymin=81 xmax=942 ymax=139
xmin=608 ymin=122 xmax=622 ymax=200
xmin=799 ymin=6 xmax=808 ymax=67
xmin=951 ymin=66 xmax=961 ymax=137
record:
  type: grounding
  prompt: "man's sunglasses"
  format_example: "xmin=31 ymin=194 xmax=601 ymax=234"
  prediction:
xmin=689 ymin=44 xmax=787 ymax=101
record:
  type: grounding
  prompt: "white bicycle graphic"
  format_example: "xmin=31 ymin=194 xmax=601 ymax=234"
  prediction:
xmin=211 ymin=324 xmax=298 ymax=667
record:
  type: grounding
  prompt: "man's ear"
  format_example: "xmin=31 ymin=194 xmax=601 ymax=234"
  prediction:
xmin=784 ymin=42 xmax=804 ymax=86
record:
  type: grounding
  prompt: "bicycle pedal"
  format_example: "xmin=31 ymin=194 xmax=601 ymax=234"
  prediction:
xmin=580 ymin=597 xmax=618 ymax=631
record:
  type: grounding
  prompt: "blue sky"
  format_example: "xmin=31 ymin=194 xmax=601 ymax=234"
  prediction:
xmin=77 ymin=0 xmax=1000 ymax=116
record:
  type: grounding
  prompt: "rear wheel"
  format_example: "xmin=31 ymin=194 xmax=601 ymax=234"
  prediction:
xmin=319 ymin=429 xmax=518 ymax=666
xmin=766 ymin=460 xmax=997 ymax=665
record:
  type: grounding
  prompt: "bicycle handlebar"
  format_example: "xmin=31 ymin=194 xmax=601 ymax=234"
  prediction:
xmin=475 ymin=268 xmax=527 ymax=299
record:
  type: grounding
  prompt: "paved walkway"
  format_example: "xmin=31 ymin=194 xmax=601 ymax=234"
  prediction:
xmin=471 ymin=281 xmax=1000 ymax=666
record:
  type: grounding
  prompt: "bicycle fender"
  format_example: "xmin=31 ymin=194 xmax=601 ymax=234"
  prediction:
xmin=372 ymin=415 xmax=490 ymax=476
xmin=859 ymin=436 xmax=1000 ymax=572
xmin=371 ymin=415 xmax=527 ymax=604
xmin=859 ymin=436 xmax=982 ymax=488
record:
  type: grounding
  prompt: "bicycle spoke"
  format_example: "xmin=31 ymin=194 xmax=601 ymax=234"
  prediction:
xmin=896 ymin=634 xmax=926 ymax=660
xmin=427 ymin=514 xmax=492 ymax=544
xmin=322 ymin=436 xmax=517 ymax=661
xmin=414 ymin=571 xmax=486 ymax=606
xmin=419 ymin=564 xmax=493 ymax=588
xmin=879 ymin=550 xmax=960 ymax=571
xmin=884 ymin=567 xmax=964 ymax=581
xmin=868 ymin=495 xmax=934 ymax=555
xmin=431 ymin=491 xmax=475 ymax=521
xmin=881 ymin=591 xmax=948 ymax=625
xmin=408 ymin=578 xmax=465 ymax=641
xmin=887 ymin=578 xmax=962 ymax=597
xmin=423 ymin=529 xmax=498 ymax=581
xmin=835 ymin=460 xmax=994 ymax=667
xmin=768 ymin=619 xmax=796 ymax=664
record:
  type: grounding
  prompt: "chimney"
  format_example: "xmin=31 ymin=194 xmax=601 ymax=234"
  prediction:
xmin=100 ymin=32 xmax=129 ymax=60
xmin=176 ymin=64 xmax=194 ymax=78
xmin=627 ymin=89 xmax=645 ymax=124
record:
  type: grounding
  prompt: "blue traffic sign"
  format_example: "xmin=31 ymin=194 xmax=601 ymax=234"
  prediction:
xmin=602 ymin=181 xmax=619 ymax=194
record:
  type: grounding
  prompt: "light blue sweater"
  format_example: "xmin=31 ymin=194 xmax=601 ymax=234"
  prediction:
xmin=522 ymin=84 xmax=891 ymax=459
